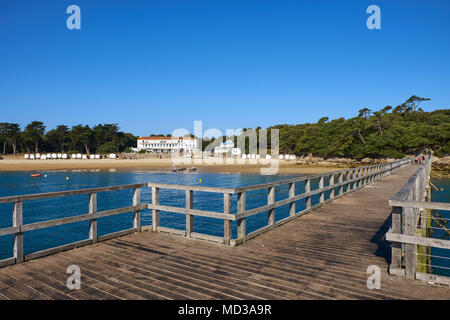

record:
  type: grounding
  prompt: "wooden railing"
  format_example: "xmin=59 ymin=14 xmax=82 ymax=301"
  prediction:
xmin=0 ymin=158 xmax=411 ymax=268
xmin=386 ymin=156 xmax=450 ymax=286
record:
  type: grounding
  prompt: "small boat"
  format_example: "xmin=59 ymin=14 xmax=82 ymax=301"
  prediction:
xmin=187 ymin=167 xmax=197 ymax=172
xmin=30 ymin=173 xmax=42 ymax=177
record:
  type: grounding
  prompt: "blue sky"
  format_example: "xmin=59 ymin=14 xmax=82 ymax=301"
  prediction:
xmin=1 ymin=0 xmax=449 ymax=136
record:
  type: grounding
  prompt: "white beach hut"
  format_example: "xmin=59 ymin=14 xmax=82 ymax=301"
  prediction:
xmin=41 ymin=155 xmax=47 ymax=160
xmin=90 ymin=154 xmax=95 ymax=159
xmin=62 ymin=154 xmax=68 ymax=159
xmin=57 ymin=153 xmax=62 ymax=159
xmin=109 ymin=154 xmax=117 ymax=159
xmin=76 ymin=154 xmax=82 ymax=159
xmin=51 ymin=153 xmax=57 ymax=159
xmin=36 ymin=153 xmax=41 ymax=159
xmin=30 ymin=154 xmax=35 ymax=160
xmin=82 ymin=155 xmax=88 ymax=160
xmin=71 ymin=154 xmax=76 ymax=159
xmin=95 ymin=154 xmax=101 ymax=159
xmin=24 ymin=154 xmax=29 ymax=159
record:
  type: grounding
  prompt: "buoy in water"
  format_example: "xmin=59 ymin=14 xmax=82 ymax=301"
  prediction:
xmin=66 ymin=177 xmax=70 ymax=180
xmin=199 ymin=179 xmax=202 ymax=183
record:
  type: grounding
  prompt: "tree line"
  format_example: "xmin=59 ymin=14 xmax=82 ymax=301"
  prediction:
xmin=212 ymin=96 xmax=448 ymax=159
xmin=267 ymin=96 xmax=449 ymax=159
xmin=0 ymin=122 xmax=137 ymax=155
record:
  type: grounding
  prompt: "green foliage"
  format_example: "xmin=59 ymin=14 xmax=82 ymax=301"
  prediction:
xmin=265 ymin=96 xmax=449 ymax=159
xmin=0 ymin=122 xmax=137 ymax=155
xmin=97 ymin=142 xmax=118 ymax=154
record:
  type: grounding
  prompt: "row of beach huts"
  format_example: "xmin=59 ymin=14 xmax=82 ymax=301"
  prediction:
xmin=241 ymin=154 xmax=297 ymax=160
xmin=24 ymin=153 xmax=118 ymax=160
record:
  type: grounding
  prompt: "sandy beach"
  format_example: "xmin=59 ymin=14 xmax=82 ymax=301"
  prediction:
xmin=0 ymin=158 xmax=348 ymax=175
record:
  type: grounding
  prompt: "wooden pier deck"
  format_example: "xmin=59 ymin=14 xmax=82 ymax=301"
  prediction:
xmin=0 ymin=165 xmax=449 ymax=300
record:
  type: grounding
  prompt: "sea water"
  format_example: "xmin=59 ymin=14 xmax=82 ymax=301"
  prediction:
xmin=0 ymin=170 xmax=326 ymax=260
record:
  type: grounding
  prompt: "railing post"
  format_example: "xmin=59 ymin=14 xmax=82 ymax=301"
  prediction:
xmin=237 ymin=192 xmax=246 ymax=242
xmin=186 ymin=190 xmax=193 ymax=238
xmin=305 ymin=179 xmax=311 ymax=209
xmin=288 ymin=182 xmax=295 ymax=216
xmin=346 ymin=171 xmax=351 ymax=193
xmin=224 ymin=193 xmax=232 ymax=245
xmin=319 ymin=177 xmax=324 ymax=203
xmin=329 ymin=175 xmax=335 ymax=199
xmin=390 ymin=206 xmax=403 ymax=275
xmin=133 ymin=188 xmax=141 ymax=232
xmin=152 ymin=187 xmax=160 ymax=232
xmin=338 ymin=173 xmax=343 ymax=195
xmin=89 ymin=193 xmax=98 ymax=243
xmin=268 ymin=187 xmax=275 ymax=225
xmin=404 ymin=190 xmax=416 ymax=279
xmin=13 ymin=201 xmax=23 ymax=263
xmin=352 ymin=170 xmax=357 ymax=190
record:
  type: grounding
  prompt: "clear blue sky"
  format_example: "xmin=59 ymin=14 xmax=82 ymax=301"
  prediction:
xmin=1 ymin=0 xmax=449 ymax=137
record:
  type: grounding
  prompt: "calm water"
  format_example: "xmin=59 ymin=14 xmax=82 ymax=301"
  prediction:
xmin=1 ymin=171 xmax=448 ymax=278
xmin=0 ymin=170 xmax=329 ymax=260
xmin=430 ymin=177 xmax=450 ymax=277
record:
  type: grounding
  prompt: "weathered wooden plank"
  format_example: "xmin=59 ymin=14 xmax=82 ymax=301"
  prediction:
xmin=152 ymin=186 xmax=160 ymax=231
xmin=268 ymin=187 xmax=275 ymax=226
xmin=289 ymin=182 xmax=295 ymax=216
xmin=191 ymin=232 xmax=224 ymax=244
xmin=389 ymin=206 xmax=403 ymax=275
xmin=237 ymin=192 xmax=246 ymax=241
xmin=24 ymin=239 xmax=92 ymax=261
xmin=89 ymin=193 xmax=98 ymax=244
xmin=416 ymin=272 xmax=450 ymax=286
xmin=223 ymin=193 xmax=232 ymax=245
xmin=133 ymin=188 xmax=141 ymax=232
xmin=156 ymin=226 xmax=186 ymax=236
xmin=0 ymin=183 xmax=147 ymax=203
xmin=0 ymin=258 xmax=16 ymax=268
xmin=319 ymin=176 xmax=324 ymax=203
xmin=305 ymin=179 xmax=311 ymax=209
xmin=147 ymin=203 xmax=236 ymax=220
xmin=148 ymin=182 xmax=236 ymax=194
xmin=13 ymin=201 xmax=23 ymax=264
xmin=185 ymin=190 xmax=193 ymax=238
xmin=0 ymin=226 xmax=20 ymax=237
xmin=388 ymin=200 xmax=450 ymax=211
xmin=20 ymin=205 xmax=146 ymax=233
xmin=386 ymin=232 xmax=450 ymax=250
xmin=97 ymin=228 xmax=136 ymax=242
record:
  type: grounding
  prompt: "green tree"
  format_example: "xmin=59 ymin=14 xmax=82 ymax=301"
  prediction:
xmin=70 ymin=125 xmax=93 ymax=154
xmin=6 ymin=123 xmax=22 ymax=154
xmin=24 ymin=121 xmax=45 ymax=153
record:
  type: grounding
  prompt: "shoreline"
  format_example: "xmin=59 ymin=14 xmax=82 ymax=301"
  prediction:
xmin=0 ymin=159 xmax=346 ymax=175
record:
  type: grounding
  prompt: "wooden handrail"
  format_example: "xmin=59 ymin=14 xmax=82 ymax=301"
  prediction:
xmin=0 ymin=158 xmax=411 ymax=268
xmin=387 ymin=155 xmax=450 ymax=283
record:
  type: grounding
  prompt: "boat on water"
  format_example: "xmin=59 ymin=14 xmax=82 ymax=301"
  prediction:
xmin=30 ymin=173 xmax=42 ymax=177
xmin=171 ymin=167 xmax=197 ymax=173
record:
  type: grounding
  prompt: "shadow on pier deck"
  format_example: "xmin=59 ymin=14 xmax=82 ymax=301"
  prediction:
xmin=0 ymin=166 xmax=448 ymax=300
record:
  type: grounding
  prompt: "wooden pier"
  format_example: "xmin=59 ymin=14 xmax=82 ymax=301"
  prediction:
xmin=0 ymin=160 xmax=449 ymax=299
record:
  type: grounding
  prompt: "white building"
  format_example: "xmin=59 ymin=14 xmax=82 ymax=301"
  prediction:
xmin=214 ymin=140 xmax=241 ymax=157
xmin=135 ymin=136 xmax=201 ymax=153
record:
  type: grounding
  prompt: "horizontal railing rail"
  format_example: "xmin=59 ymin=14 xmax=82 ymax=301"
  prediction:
xmin=0 ymin=158 xmax=412 ymax=268
xmin=386 ymin=155 xmax=450 ymax=286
